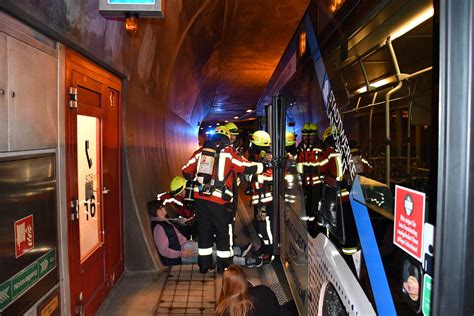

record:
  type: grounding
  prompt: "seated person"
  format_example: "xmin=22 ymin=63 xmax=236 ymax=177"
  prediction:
xmin=148 ymin=200 xmax=261 ymax=267
xmin=215 ymin=265 xmax=296 ymax=316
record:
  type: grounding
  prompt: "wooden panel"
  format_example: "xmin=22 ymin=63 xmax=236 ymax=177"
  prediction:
xmin=0 ymin=33 xmax=7 ymax=151
xmin=103 ymin=88 xmax=124 ymax=284
xmin=8 ymin=35 xmax=57 ymax=151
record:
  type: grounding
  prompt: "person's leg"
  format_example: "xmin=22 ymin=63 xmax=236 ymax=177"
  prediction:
xmin=194 ymin=199 xmax=214 ymax=272
xmin=212 ymin=203 xmax=234 ymax=271
xmin=258 ymin=204 xmax=274 ymax=258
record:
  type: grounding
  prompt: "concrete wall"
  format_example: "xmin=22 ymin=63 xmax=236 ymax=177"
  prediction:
xmin=0 ymin=0 xmax=226 ymax=271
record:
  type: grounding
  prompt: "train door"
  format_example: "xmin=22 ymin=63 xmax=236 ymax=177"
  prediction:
xmin=65 ymin=49 xmax=123 ymax=315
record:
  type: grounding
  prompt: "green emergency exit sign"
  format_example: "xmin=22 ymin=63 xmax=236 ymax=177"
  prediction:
xmin=0 ymin=249 xmax=56 ymax=312
xmin=422 ymin=274 xmax=432 ymax=315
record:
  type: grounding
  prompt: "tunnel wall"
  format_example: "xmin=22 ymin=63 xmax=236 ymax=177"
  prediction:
xmin=0 ymin=0 xmax=225 ymax=272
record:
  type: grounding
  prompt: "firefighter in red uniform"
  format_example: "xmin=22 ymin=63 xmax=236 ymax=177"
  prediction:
xmin=296 ymin=123 xmax=323 ymax=224
xmin=182 ymin=126 xmax=265 ymax=273
xmin=316 ymin=126 xmax=357 ymax=249
xmin=157 ymin=176 xmax=194 ymax=218
xmin=156 ymin=176 xmax=196 ymax=239
xmin=248 ymin=131 xmax=274 ymax=263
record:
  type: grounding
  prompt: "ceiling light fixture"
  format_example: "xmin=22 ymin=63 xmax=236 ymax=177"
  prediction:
xmin=355 ymin=77 xmax=395 ymax=94
xmin=390 ymin=5 xmax=434 ymax=41
xmin=233 ymin=116 xmax=239 ymax=120
xmin=246 ymin=109 xmax=253 ymax=113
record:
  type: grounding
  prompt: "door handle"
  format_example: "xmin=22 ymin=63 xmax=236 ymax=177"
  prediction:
xmin=103 ymin=187 xmax=111 ymax=194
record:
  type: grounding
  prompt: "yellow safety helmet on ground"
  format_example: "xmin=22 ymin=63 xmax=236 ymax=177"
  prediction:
xmin=309 ymin=123 xmax=318 ymax=135
xmin=302 ymin=123 xmax=311 ymax=135
xmin=322 ymin=126 xmax=339 ymax=142
xmin=286 ymin=131 xmax=296 ymax=146
xmin=251 ymin=130 xmax=271 ymax=147
xmin=214 ymin=126 xmax=231 ymax=139
xmin=225 ymin=122 xmax=239 ymax=135
xmin=170 ymin=176 xmax=186 ymax=195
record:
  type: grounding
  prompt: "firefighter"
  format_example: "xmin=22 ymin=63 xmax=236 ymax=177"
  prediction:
xmin=156 ymin=176 xmax=196 ymax=239
xmin=317 ymin=126 xmax=357 ymax=249
xmin=182 ymin=126 xmax=266 ymax=273
xmin=224 ymin=121 xmax=241 ymax=150
xmin=224 ymin=121 xmax=243 ymax=215
xmin=296 ymin=123 xmax=323 ymax=223
xmin=285 ymin=131 xmax=298 ymax=158
xmin=157 ymin=176 xmax=194 ymax=219
xmin=248 ymin=130 xmax=274 ymax=263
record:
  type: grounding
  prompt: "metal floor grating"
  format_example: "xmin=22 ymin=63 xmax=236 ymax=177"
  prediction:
xmin=155 ymin=264 xmax=216 ymax=315
xmin=260 ymin=262 xmax=291 ymax=305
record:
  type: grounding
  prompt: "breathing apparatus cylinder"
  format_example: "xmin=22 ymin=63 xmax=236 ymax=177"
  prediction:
xmin=183 ymin=180 xmax=195 ymax=209
xmin=196 ymin=140 xmax=217 ymax=194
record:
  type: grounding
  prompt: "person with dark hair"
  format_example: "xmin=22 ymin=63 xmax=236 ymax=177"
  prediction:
xmin=215 ymin=265 xmax=286 ymax=316
xmin=148 ymin=200 xmax=262 ymax=267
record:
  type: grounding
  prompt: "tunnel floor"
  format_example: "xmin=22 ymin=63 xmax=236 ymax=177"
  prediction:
xmin=97 ymin=190 xmax=293 ymax=315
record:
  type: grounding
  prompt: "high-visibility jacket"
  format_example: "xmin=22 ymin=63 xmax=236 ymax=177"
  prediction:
xmin=251 ymin=168 xmax=273 ymax=206
xmin=296 ymin=141 xmax=324 ymax=186
xmin=316 ymin=146 xmax=349 ymax=201
xmin=156 ymin=192 xmax=194 ymax=218
xmin=182 ymin=146 xmax=264 ymax=204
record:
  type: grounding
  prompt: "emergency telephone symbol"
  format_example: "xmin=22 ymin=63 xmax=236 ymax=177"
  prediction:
xmin=404 ymin=194 xmax=414 ymax=216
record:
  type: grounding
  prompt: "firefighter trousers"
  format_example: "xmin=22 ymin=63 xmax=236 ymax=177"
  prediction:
xmin=253 ymin=203 xmax=273 ymax=255
xmin=304 ymin=183 xmax=321 ymax=220
xmin=194 ymin=199 xmax=234 ymax=271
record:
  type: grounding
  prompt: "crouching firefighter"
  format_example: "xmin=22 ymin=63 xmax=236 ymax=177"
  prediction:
xmin=248 ymin=130 xmax=275 ymax=263
xmin=182 ymin=126 xmax=266 ymax=273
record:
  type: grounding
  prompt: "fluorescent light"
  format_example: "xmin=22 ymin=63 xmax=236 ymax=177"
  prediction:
xmin=216 ymin=123 xmax=220 ymax=126
xmin=233 ymin=116 xmax=239 ymax=119
xmin=246 ymin=109 xmax=253 ymax=113
xmin=391 ymin=6 xmax=434 ymax=41
xmin=355 ymin=77 xmax=395 ymax=94
xmin=224 ymin=120 xmax=229 ymax=123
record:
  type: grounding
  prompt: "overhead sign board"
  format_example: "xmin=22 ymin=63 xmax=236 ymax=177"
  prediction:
xmin=99 ymin=0 xmax=164 ymax=17
xmin=393 ymin=186 xmax=425 ymax=261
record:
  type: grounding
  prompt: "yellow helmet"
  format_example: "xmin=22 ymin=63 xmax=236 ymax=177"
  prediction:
xmin=309 ymin=123 xmax=318 ymax=135
xmin=251 ymin=130 xmax=271 ymax=147
xmin=302 ymin=123 xmax=311 ymax=135
xmin=285 ymin=131 xmax=296 ymax=146
xmin=170 ymin=176 xmax=186 ymax=195
xmin=322 ymin=126 xmax=339 ymax=142
xmin=215 ymin=126 xmax=230 ymax=139
xmin=225 ymin=122 xmax=239 ymax=135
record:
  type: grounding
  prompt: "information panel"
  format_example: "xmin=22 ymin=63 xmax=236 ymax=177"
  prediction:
xmin=393 ymin=185 xmax=425 ymax=261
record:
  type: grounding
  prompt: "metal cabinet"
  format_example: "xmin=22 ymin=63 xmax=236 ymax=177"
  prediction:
xmin=0 ymin=32 xmax=58 ymax=152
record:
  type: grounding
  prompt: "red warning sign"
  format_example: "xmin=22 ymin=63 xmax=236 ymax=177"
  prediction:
xmin=393 ymin=186 xmax=425 ymax=262
xmin=14 ymin=214 xmax=35 ymax=258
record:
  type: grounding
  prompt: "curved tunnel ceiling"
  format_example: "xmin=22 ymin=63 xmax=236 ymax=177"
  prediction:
xmin=204 ymin=0 xmax=308 ymax=124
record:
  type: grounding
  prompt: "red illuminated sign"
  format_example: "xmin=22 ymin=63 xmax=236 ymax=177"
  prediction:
xmin=393 ymin=186 xmax=425 ymax=261
xmin=14 ymin=215 xmax=35 ymax=258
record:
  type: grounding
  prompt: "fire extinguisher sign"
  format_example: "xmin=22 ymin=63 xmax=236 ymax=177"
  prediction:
xmin=393 ymin=186 xmax=425 ymax=262
xmin=14 ymin=214 xmax=35 ymax=258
